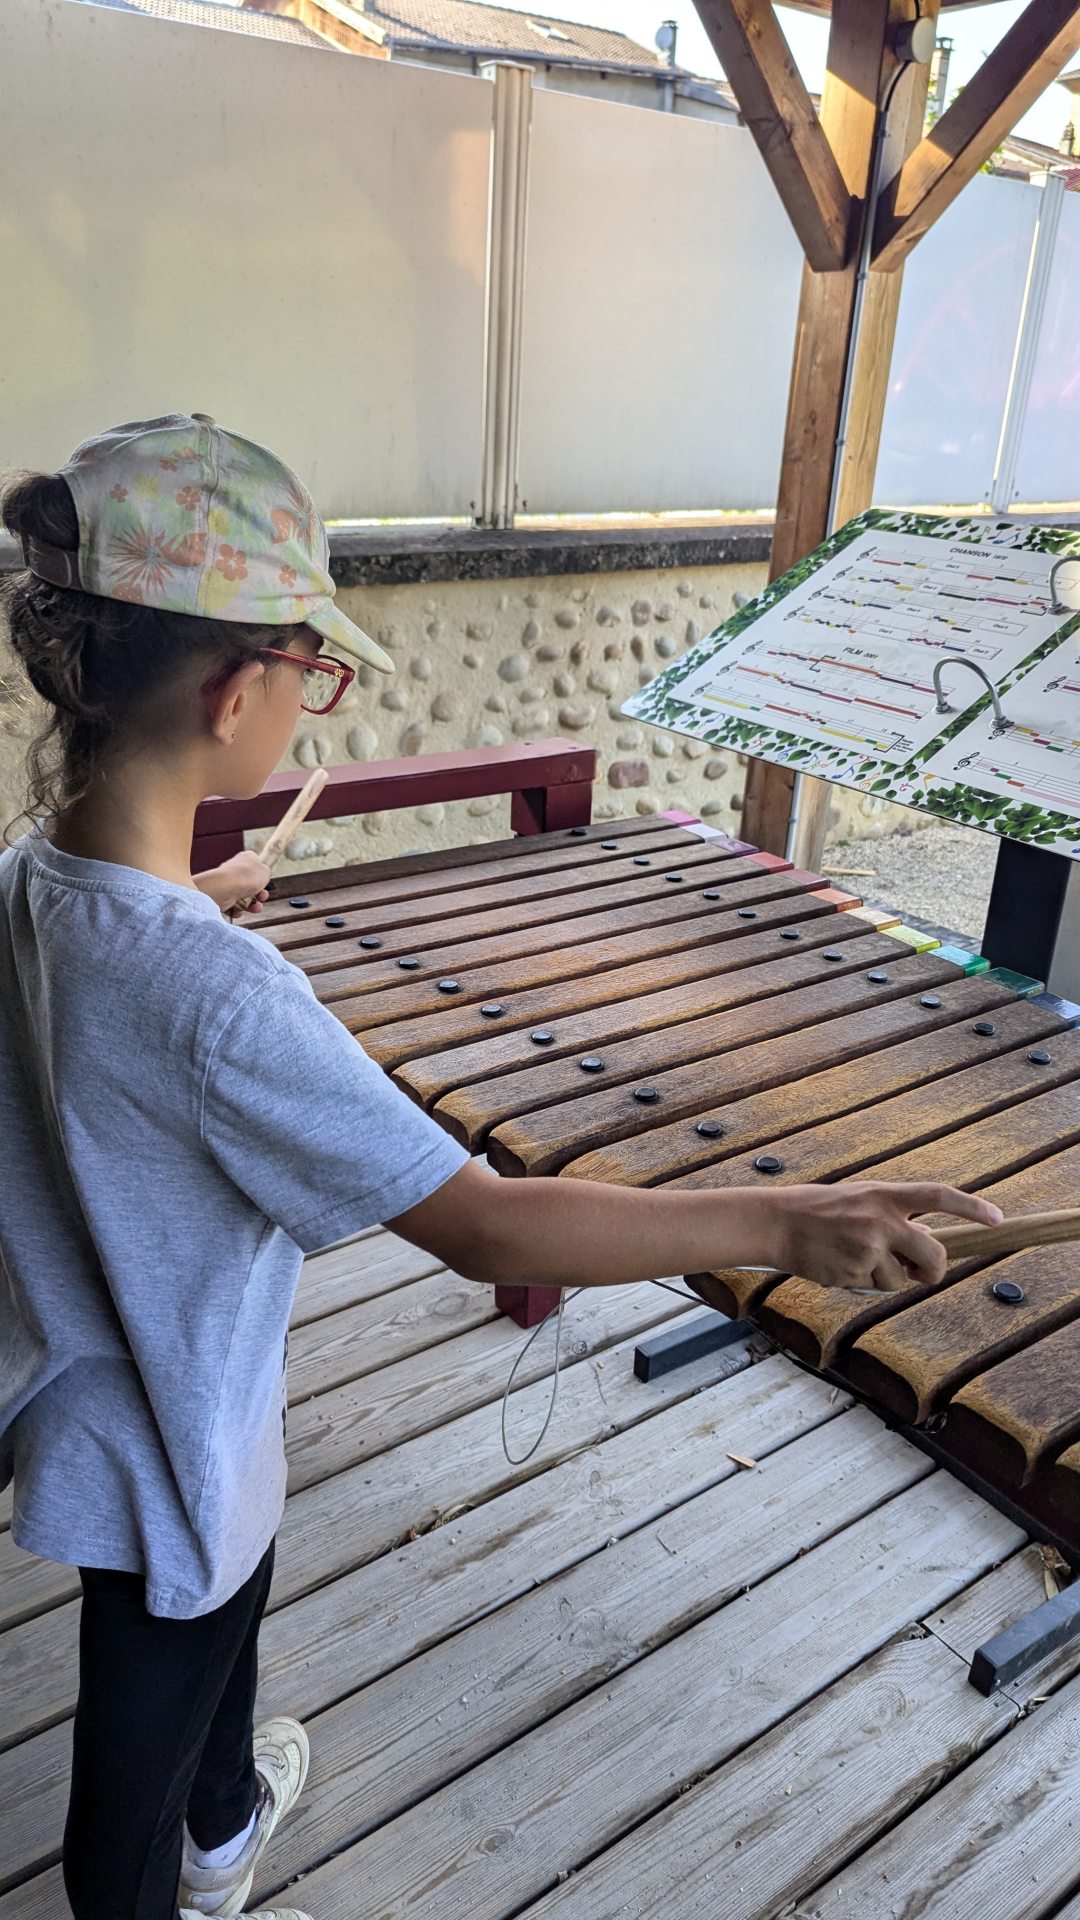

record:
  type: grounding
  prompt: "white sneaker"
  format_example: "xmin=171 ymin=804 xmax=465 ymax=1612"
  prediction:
xmin=180 ymin=1910 xmax=311 ymax=1919
xmin=180 ymin=1717 xmax=311 ymax=1919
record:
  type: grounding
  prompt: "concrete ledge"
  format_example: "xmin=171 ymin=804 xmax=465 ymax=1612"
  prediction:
xmin=327 ymin=522 xmax=775 ymax=586
xmin=0 ymin=522 xmax=774 ymax=585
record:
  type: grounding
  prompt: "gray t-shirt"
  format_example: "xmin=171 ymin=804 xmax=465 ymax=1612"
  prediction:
xmin=0 ymin=834 xmax=469 ymax=1618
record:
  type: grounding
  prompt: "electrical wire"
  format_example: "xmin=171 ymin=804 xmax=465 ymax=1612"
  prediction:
xmin=499 ymin=1278 xmax=708 ymax=1465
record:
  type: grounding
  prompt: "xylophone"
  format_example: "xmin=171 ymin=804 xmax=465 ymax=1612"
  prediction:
xmin=247 ymin=811 xmax=1080 ymax=1565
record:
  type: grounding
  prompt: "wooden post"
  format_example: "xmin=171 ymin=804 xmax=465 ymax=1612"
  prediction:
xmin=740 ymin=0 xmax=940 ymax=862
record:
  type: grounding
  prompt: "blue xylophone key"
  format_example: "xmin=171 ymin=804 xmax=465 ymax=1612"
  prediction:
xmin=935 ymin=943 xmax=989 ymax=975
xmin=1029 ymin=990 xmax=1080 ymax=1026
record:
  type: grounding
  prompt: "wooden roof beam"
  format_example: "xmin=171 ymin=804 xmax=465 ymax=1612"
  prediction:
xmin=873 ymin=0 xmax=1080 ymax=270
xmin=693 ymin=0 xmax=851 ymax=271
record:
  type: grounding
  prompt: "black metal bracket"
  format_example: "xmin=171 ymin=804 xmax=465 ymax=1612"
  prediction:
xmin=634 ymin=1310 xmax=754 ymax=1382
xmin=983 ymin=838 xmax=1073 ymax=983
xmin=969 ymin=1580 xmax=1080 ymax=1695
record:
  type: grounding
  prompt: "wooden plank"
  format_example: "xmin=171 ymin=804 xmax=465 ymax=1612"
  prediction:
xmin=925 ymin=1546 xmax=1080 ymax=1707
xmin=0 ymin=1337 xmax=777 ymax=1895
xmin=355 ymin=890 xmax=876 ymax=1059
xmin=517 ymin=1621 xmax=1013 ymax=1920
xmin=874 ymin=0 xmax=1080 ymax=272
xmin=427 ymin=947 xmax=959 ymax=1147
xmin=528 ymin=973 xmax=1019 ymax=1184
xmin=284 ymin=1279 xmax=691 ymax=1494
xmin=290 ymin=1232 xmax=444 ymax=1328
xmin=399 ymin=929 xmax=931 ymax=1114
xmin=285 ymin=1269 xmax=495 ymax=1406
xmin=260 ymin=836 xmax=750 ymax=955
xmin=268 ymin=1479 xmax=1019 ymax=1919
xmin=947 ymin=1319 xmax=1080 ymax=1494
xmin=267 ymin=1364 xmax=842 ymax=1714
xmin=266 ymin=814 xmax=704 ymax=903
xmin=692 ymin=0 xmax=849 ymax=271
xmin=251 ymin=823 xmax=703 ymax=928
xmin=0 ymin=1318 xmax=802 ymax=1872
xmin=0 ymin=1301 xmax=718 ymax=1637
xmin=347 ymin=896 xmax=868 ymax=1054
xmin=0 ymin=1533 xmax=75 ymax=1636
xmin=758 ymin=1121 xmax=1080 ymax=1367
xmin=669 ymin=1021 xmax=1080 ymax=1201
xmin=263 ymin=1413 xmax=931 ymax=1893
xmin=290 ymin=862 xmax=820 ymax=981
xmin=265 ymin=846 xmax=771 ymax=965
xmin=271 ymin=1318 xmax=753 ymax=1613
xmin=0 ymin=1289 xmax=724 ymax=1755
xmin=307 ymin=865 xmax=824 ymax=1006
xmin=793 ymin=1667 xmax=1080 ymax=1920
xmin=846 ymin=1244 xmax=1080 ymax=1424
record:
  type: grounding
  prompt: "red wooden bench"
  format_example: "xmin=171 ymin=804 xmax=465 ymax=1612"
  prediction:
xmin=191 ymin=738 xmax=597 ymax=871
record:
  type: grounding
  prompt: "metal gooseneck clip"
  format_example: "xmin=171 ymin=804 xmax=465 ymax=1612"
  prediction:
xmin=1049 ymin=556 xmax=1080 ymax=616
xmin=932 ymin=656 xmax=1012 ymax=736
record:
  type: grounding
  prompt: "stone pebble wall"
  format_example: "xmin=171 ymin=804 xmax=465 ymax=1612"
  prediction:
xmin=0 ymin=560 xmax=921 ymax=864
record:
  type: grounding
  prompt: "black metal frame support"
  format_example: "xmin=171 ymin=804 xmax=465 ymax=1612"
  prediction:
xmin=983 ymin=839 xmax=1072 ymax=981
xmin=969 ymin=1581 xmax=1080 ymax=1696
xmin=633 ymin=1311 xmax=754 ymax=1382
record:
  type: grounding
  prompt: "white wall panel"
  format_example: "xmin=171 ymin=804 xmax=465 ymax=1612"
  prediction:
xmin=0 ymin=0 xmax=490 ymax=518
xmin=877 ymin=174 xmax=1040 ymax=509
xmin=518 ymin=91 xmax=803 ymax=514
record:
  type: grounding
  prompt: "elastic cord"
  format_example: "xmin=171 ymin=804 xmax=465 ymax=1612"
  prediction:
xmin=499 ymin=1278 xmax=707 ymax=1466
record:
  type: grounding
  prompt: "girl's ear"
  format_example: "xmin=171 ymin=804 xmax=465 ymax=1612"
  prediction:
xmin=202 ymin=659 xmax=266 ymax=746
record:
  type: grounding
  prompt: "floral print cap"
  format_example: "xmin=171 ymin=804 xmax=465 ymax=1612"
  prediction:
xmin=27 ymin=412 xmax=393 ymax=673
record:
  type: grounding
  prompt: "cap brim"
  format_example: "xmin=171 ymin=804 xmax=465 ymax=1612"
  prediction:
xmin=306 ymin=600 xmax=394 ymax=674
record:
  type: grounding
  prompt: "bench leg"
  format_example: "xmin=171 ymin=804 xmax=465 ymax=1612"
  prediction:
xmin=495 ymin=1284 xmax=563 ymax=1327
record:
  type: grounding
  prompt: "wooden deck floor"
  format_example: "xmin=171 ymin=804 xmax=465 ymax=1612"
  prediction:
xmin=3 ymin=1231 xmax=1080 ymax=1920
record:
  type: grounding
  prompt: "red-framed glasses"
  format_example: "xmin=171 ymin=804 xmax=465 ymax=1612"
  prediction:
xmin=260 ymin=646 xmax=355 ymax=715
xmin=201 ymin=647 xmax=355 ymax=716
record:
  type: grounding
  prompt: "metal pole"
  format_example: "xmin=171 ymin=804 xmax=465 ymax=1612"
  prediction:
xmin=479 ymin=62 xmax=534 ymax=529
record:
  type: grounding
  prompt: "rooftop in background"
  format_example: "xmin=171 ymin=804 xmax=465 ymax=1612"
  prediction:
xmin=62 ymin=0 xmax=1077 ymax=157
xmin=74 ymin=0 xmax=333 ymax=45
xmin=349 ymin=0 xmax=676 ymax=69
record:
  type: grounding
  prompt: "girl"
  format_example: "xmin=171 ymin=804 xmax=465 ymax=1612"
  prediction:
xmin=0 ymin=414 xmax=998 ymax=1920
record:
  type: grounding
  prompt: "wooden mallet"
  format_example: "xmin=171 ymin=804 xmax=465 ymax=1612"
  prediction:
xmin=932 ymin=1207 xmax=1080 ymax=1265
xmin=237 ymin=767 xmax=328 ymax=910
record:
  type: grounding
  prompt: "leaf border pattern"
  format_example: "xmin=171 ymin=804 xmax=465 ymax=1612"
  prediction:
xmin=624 ymin=509 xmax=1080 ymax=855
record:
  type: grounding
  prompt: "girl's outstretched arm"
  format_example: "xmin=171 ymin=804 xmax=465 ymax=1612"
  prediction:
xmin=390 ymin=1160 xmax=1002 ymax=1296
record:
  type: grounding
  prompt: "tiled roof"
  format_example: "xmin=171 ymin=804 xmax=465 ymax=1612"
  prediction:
xmin=361 ymin=0 xmax=673 ymax=71
xmin=993 ymin=130 xmax=1076 ymax=180
xmin=73 ymin=0 xmax=333 ymax=47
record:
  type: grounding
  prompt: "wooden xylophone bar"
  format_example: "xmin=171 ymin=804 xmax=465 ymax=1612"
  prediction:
xmin=250 ymin=812 xmax=1080 ymax=1586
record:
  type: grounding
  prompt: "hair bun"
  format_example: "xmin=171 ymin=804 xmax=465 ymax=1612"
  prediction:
xmin=1 ymin=472 xmax=79 ymax=553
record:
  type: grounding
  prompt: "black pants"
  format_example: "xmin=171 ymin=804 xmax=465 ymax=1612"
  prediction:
xmin=64 ymin=1541 xmax=275 ymax=1920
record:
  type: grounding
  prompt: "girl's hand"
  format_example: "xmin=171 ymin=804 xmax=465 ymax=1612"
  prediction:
xmin=193 ymin=852 xmax=273 ymax=915
xmin=771 ymin=1181 xmax=1004 ymax=1293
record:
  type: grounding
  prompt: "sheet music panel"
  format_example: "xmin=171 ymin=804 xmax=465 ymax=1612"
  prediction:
xmin=624 ymin=510 xmax=1080 ymax=857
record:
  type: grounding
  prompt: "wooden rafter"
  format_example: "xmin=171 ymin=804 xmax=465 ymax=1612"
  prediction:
xmin=739 ymin=0 xmax=941 ymax=859
xmin=874 ymin=0 xmax=1080 ymax=269
xmin=693 ymin=0 xmax=851 ymax=271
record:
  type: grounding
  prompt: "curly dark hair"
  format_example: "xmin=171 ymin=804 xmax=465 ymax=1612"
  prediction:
xmin=1 ymin=470 xmax=300 ymax=840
